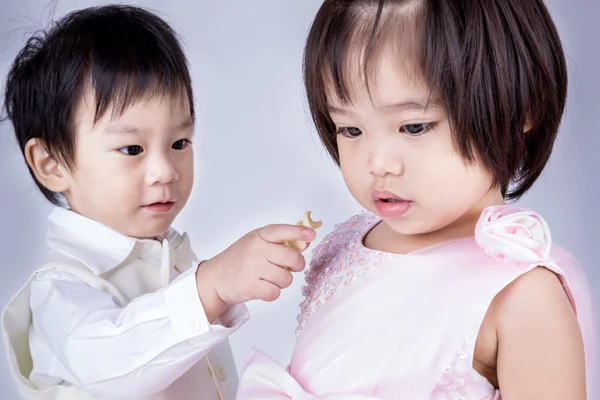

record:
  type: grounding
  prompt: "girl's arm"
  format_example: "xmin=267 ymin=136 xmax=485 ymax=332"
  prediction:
xmin=495 ymin=267 xmax=586 ymax=399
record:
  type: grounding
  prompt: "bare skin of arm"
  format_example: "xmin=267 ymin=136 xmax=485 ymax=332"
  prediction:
xmin=473 ymin=267 xmax=586 ymax=399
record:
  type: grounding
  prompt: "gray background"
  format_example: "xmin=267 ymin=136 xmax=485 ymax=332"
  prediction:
xmin=1 ymin=0 xmax=598 ymax=397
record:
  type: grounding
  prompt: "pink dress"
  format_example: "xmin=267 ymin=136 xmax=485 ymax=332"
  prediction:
xmin=237 ymin=206 xmax=597 ymax=399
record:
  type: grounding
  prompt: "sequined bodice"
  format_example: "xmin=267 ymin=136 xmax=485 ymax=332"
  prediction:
xmin=295 ymin=212 xmax=498 ymax=399
xmin=237 ymin=206 xmax=592 ymax=400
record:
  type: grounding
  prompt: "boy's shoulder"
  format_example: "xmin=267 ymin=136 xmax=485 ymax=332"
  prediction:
xmin=45 ymin=207 xmax=137 ymax=275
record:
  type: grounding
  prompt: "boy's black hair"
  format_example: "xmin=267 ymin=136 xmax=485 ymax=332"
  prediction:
xmin=304 ymin=0 xmax=568 ymax=200
xmin=3 ymin=5 xmax=194 ymax=205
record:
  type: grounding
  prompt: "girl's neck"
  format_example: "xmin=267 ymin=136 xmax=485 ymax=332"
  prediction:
xmin=365 ymin=190 xmax=505 ymax=255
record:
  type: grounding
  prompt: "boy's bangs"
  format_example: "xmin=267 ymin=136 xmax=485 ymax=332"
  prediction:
xmin=87 ymin=61 xmax=192 ymax=124
xmin=80 ymin=24 xmax=194 ymax=123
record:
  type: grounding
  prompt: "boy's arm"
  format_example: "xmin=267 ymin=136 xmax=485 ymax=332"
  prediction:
xmin=29 ymin=265 xmax=249 ymax=399
xmin=28 ymin=222 xmax=315 ymax=398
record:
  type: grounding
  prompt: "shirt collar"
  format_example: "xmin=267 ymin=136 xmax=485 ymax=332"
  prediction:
xmin=45 ymin=207 xmax=181 ymax=274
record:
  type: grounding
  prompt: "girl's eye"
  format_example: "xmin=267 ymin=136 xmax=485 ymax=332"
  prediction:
xmin=172 ymin=138 xmax=191 ymax=150
xmin=336 ymin=127 xmax=362 ymax=137
xmin=118 ymin=145 xmax=143 ymax=156
xmin=400 ymin=123 xmax=433 ymax=136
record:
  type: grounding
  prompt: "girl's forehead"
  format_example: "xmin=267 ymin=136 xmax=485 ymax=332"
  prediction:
xmin=324 ymin=50 xmax=431 ymax=111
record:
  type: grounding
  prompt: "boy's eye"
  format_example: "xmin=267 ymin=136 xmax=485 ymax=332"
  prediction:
xmin=118 ymin=145 xmax=143 ymax=156
xmin=336 ymin=127 xmax=362 ymax=137
xmin=400 ymin=123 xmax=431 ymax=136
xmin=172 ymin=138 xmax=191 ymax=150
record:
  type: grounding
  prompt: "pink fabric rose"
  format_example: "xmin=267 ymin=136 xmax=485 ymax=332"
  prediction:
xmin=475 ymin=205 xmax=552 ymax=264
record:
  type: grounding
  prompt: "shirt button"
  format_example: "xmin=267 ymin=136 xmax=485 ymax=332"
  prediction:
xmin=215 ymin=365 xmax=226 ymax=382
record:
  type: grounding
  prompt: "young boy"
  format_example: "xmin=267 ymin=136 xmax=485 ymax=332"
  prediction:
xmin=1 ymin=5 xmax=314 ymax=400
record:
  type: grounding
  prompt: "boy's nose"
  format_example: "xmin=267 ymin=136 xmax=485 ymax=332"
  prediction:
xmin=146 ymin=156 xmax=179 ymax=185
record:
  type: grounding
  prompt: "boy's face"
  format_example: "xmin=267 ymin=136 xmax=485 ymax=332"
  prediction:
xmin=64 ymin=93 xmax=194 ymax=238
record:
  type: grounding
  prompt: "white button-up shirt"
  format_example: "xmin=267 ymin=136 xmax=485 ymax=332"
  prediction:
xmin=18 ymin=207 xmax=249 ymax=399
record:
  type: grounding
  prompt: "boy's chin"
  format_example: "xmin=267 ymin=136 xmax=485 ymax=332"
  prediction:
xmin=120 ymin=217 xmax=176 ymax=240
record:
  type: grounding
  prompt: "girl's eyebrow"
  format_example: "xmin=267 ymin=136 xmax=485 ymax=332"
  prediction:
xmin=329 ymin=99 xmax=438 ymax=115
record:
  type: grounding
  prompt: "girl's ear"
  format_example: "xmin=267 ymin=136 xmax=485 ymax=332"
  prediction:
xmin=524 ymin=115 xmax=533 ymax=133
xmin=24 ymin=138 xmax=72 ymax=193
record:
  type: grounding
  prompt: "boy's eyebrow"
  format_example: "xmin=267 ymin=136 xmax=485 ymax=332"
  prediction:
xmin=105 ymin=124 xmax=144 ymax=135
xmin=328 ymin=100 xmax=437 ymax=115
xmin=178 ymin=119 xmax=195 ymax=130
xmin=104 ymin=119 xmax=194 ymax=135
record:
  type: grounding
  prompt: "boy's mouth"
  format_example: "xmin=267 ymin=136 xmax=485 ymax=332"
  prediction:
xmin=143 ymin=201 xmax=174 ymax=213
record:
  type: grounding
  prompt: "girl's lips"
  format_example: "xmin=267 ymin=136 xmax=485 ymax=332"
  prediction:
xmin=371 ymin=189 xmax=407 ymax=202
xmin=374 ymin=198 xmax=413 ymax=218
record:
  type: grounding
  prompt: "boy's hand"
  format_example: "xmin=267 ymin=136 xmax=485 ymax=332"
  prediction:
xmin=195 ymin=224 xmax=316 ymax=322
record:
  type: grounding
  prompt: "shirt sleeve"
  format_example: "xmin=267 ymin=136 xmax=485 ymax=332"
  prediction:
xmin=28 ymin=266 xmax=250 ymax=399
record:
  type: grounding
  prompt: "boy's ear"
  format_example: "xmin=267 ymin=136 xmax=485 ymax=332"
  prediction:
xmin=24 ymin=138 xmax=71 ymax=193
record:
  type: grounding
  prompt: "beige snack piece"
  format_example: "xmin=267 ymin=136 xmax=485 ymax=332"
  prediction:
xmin=284 ymin=211 xmax=322 ymax=251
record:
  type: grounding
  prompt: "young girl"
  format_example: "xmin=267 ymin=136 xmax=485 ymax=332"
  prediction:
xmin=237 ymin=0 xmax=598 ymax=398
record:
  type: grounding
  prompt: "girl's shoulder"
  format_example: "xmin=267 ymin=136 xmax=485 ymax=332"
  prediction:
xmin=295 ymin=212 xmax=380 ymax=336
xmin=306 ymin=211 xmax=379 ymax=274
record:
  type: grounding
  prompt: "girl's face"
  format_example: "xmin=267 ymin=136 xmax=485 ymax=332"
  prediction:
xmin=329 ymin=53 xmax=504 ymax=246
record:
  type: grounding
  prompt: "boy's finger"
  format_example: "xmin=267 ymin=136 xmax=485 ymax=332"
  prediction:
xmin=260 ymin=264 xmax=294 ymax=289
xmin=284 ymin=239 xmax=309 ymax=252
xmin=258 ymin=224 xmax=315 ymax=244
xmin=255 ymin=280 xmax=282 ymax=303
xmin=265 ymin=243 xmax=306 ymax=273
